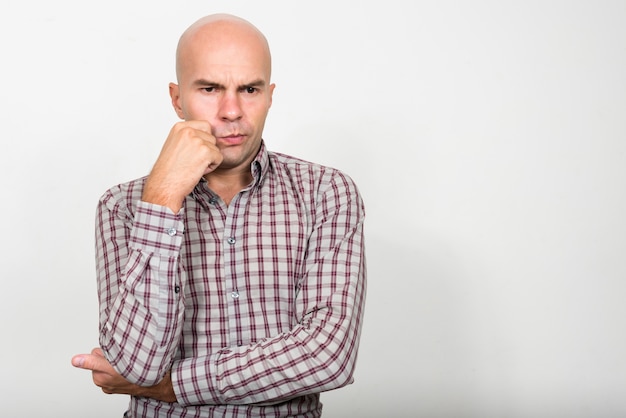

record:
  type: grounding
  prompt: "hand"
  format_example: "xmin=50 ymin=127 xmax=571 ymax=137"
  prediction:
xmin=143 ymin=120 xmax=224 ymax=212
xmin=71 ymin=348 xmax=177 ymax=403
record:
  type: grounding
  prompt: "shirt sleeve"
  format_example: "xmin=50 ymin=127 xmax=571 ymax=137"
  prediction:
xmin=171 ymin=171 xmax=367 ymax=406
xmin=96 ymin=189 xmax=187 ymax=386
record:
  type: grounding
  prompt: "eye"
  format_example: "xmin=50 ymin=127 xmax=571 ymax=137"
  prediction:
xmin=202 ymin=86 xmax=215 ymax=93
xmin=244 ymin=86 xmax=257 ymax=94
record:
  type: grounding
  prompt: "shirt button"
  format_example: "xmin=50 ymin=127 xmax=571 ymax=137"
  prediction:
xmin=209 ymin=197 xmax=218 ymax=204
xmin=174 ymin=285 xmax=180 ymax=294
xmin=227 ymin=237 xmax=236 ymax=245
xmin=167 ymin=227 xmax=177 ymax=236
xmin=231 ymin=291 xmax=239 ymax=299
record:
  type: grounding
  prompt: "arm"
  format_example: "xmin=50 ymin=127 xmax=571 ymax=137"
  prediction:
xmin=173 ymin=171 xmax=367 ymax=405
xmin=96 ymin=192 xmax=187 ymax=386
xmin=98 ymin=120 xmax=222 ymax=386
xmin=72 ymin=347 xmax=177 ymax=403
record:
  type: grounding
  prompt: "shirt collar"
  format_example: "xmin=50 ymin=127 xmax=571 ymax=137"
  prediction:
xmin=193 ymin=140 xmax=270 ymax=200
xmin=251 ymin=140 xmax=270 ymax=187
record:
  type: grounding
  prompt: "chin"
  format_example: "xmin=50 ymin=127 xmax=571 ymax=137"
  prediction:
xmin=217 ymin=155 xmax=246 ymax=170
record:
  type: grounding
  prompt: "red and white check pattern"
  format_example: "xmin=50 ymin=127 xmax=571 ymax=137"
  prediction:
xmin=96 ymin=143 xmax=367 ymax=417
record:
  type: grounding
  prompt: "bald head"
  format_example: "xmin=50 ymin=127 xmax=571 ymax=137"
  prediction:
xmin=175 ymin=14 xmax=272 ymax=83
xmin=168 ymin=13 xmax=275 ymax=169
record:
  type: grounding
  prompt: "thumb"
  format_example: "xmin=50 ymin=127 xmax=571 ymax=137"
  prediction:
xmin=71 ymin=353 xmax=87 ymax=368
xmin=71 ymin=352 xmax=111 ymax=372
xmin=91 ymin=347 xmax=105 ymax=358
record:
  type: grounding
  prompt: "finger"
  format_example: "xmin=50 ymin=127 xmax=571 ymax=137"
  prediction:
xmin=204 ymin=153 xmax=224 ymax=175
xmin=71 ymin=354 xmax=87 ymax=368
xmin=91 ymin=347 xmax=105 ymax=357
xmin=177 ymin=120 xmax=213 ymax=135
xmin=71 ymin=353 xmax=114 ymax=373
xmin=170 ymin=121 xmax=217 ymax=147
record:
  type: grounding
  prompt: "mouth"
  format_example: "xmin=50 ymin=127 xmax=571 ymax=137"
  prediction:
xmin=217 ymin=133 xmax=246 ymax=145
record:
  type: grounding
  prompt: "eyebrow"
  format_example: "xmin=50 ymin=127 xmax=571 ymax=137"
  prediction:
xmin=192 ymin=78 xmax=267 ymax=89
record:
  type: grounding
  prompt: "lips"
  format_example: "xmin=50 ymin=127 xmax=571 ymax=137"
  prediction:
xmin=217 ymin=134 xmax=246 ymax=145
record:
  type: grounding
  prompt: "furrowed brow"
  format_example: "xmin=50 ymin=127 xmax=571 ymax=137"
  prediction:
xmin=192 ymin=79 xmax=224 ymax=89
xmin=191 ymin=78 xmax=266 ymax=90
xmin=240 ymin=79 xmax=266 ymax=89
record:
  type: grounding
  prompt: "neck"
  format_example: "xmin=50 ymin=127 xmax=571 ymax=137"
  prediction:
xmin=205 ymin=168 xmax=253 ymax=206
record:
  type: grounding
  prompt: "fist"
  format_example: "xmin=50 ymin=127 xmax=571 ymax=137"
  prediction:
xmin=142 ymin=120 xmax=223 ymax=212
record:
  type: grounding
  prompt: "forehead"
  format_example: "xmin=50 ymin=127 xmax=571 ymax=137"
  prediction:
xmin=182 ymin=49 xmax=270 ymax=87
xmin=178 ymin=21 xmax=271 ymax=83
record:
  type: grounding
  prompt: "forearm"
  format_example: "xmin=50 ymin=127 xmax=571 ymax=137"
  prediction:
xmin=97 ymin=192 xmax=187 ymax=386
xmin=173 ymin=218 xmax=367 ymax=406
xmin=172 ymin=302 xmax=364 ymax=406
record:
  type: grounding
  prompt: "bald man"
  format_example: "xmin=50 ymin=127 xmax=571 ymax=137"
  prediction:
xmin=72 ymin=14 xmax=366 ymax=418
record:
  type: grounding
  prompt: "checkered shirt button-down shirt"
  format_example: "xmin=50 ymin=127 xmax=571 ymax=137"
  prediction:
xmin=96 ymin=142 xmax=367 ymax=417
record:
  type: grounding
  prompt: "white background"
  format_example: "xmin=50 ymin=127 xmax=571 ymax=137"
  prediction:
xmin=1 ymin=1 xmax=625 ymax=417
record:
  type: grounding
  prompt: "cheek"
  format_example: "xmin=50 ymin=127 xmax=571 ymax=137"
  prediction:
xmin=250 ymin=103 xmax=271 ymax=124
xmin=184 ymin=94 xmax=219 ymax=119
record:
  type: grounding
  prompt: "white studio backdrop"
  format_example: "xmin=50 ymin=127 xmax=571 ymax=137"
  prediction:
xmin=1 ymin=1 xmax=625 ymax=417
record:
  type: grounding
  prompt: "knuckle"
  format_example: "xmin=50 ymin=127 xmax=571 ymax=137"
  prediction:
xmin=179 ymin=126 xmax=197 ymax=137
xmin=171 ymin=121 xmax=186 ymax=133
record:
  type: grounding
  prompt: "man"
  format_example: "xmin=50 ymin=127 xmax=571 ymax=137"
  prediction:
xmin=72 ymin=13 xmax=366 ymax=417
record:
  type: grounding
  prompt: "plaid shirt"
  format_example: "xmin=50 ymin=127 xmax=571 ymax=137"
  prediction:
xmin=96 ymin=142 xmax=367 ymax=417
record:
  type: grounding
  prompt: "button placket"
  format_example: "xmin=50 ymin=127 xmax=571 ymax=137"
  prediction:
xmin=222 ymin=192 xmax=250 ymax=347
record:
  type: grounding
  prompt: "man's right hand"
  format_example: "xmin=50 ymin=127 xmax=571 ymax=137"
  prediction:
xmin=142 ymin=120 xmax=223 ymax=213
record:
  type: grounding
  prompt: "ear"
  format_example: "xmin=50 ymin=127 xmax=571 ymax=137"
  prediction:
xmin=268 ymin=83 xmax=276 ymax=108
xmin=169 ymin=82 xmax=185 ymax=119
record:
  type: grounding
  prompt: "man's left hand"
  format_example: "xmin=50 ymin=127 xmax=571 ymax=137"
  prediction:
xmin=71 ymin=347 xmax=177 ymax=403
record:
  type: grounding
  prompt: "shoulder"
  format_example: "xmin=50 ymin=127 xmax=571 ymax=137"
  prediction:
xmin=268 ymin=151 xmax=356 ymax=185
xmin=98 ymin=176 xmax=148 ymax=216
xmin=267 ymin=151 xmax=364 ymax=209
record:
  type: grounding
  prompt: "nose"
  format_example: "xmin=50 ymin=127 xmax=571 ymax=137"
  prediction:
xmin=218 ymin=91 xmax=243 ymax=121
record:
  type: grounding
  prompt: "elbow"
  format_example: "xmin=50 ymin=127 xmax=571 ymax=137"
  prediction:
xmin=309 ymin=304 xmax=365 ymax=392
xmin=313 ymin=329 xmax=362 ymax=392
xmin=324 ymin=348 xmax=359 ymax=390
xmin=121 ymin=363 xmax=166 ymax=387
xmin=106 ymin=349 xmax=168 ymax=387
xmin=99 ymin=331 xmax=170 ymax=387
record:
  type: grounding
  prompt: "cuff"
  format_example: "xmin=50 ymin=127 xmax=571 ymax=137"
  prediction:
xmin=171 ymin=352 xmax=221 ymax=406
xmin=129 ymin=201 xmax=185 ymax=257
